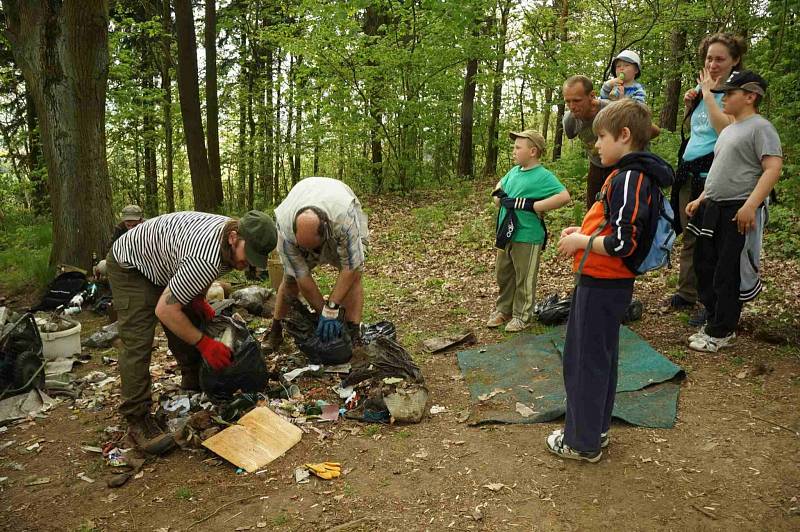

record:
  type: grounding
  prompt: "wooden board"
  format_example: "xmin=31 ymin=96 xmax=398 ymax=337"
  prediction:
xmin=202 ymin=407 xmax=303 ymax=472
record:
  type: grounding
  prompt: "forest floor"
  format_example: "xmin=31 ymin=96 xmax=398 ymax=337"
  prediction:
xmin=1 ymin=180 xmax=799 ymax=531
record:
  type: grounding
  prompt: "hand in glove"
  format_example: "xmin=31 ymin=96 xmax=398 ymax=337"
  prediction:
xmin=316 ymin=302 xmax=343 ymax=342
xmin=305 ymin=462 xmax=341 ymax=479
xmin=196 ymin=335 xmax=231 ymax=371
xmin=500 ymin=196 xmax=538 ymax=213
xmin=189 ymin=296 xmax=216 ymax=322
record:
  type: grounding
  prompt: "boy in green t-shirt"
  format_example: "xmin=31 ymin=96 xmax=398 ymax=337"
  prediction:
xmin=487 ymin=130 xmax=571 ymax=332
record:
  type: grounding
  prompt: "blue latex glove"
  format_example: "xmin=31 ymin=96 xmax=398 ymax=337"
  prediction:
xmin=316 ymin=304 xmax=343 ymax=342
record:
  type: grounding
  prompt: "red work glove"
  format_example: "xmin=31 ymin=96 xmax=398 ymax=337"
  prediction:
xmin=189 ymin=296 xmax=216 ymax=322
xmin=196 ymin=335 xmax=231 ymax=371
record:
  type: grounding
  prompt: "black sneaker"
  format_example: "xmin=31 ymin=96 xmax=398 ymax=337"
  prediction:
xmin=688 ymin=308 xmax=708 ymax=327
xmin=666 ymin=294 xmax=694 ymax=310
xmin=546 ymin=431 xmax=602 ymax=463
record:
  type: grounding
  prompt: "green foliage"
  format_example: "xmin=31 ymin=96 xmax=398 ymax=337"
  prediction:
xmin=175 ymin=486 xmax=194 ymax=501
xmin=0 ymin=212 xmax=52 ymax=291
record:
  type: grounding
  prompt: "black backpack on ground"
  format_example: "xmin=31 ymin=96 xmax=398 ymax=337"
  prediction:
xmin=31 ymin=271 xmax=87 ymax=312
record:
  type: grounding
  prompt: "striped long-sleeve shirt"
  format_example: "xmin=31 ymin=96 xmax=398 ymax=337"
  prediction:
xmin=111 ymin=211 xmax=230 ymax=305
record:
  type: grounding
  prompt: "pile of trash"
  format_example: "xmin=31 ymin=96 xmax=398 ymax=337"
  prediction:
xmin=2 ymin=282 xmax=431 ymax=486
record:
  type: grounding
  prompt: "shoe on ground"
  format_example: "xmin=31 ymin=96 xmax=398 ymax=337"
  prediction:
xmin=545 ymin=431 xmax=602 ymax=463
xmin=688 ymin=326 xmax=707 ymax=343
xmin=125 ymin=414 xmax=176 ymax=455
xmin=666 ymin=294 xmax=694 ymax=311
xmin=689 ymin=331 xmax=736 ymax=353
xmin=550 ymin=428 xmax=609 ymax=448
xmin=486 ymin=311 xmax=511 ymax=328
xmin=688 ymin=308 xmax=708 ymax=327
xmin=504 ymin=318 xmax=529 ymax=333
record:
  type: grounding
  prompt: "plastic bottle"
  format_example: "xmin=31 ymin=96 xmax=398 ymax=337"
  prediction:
xmin=615 ymin=72 xmax=626 ymax=99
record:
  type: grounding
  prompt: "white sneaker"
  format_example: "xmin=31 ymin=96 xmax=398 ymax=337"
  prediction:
xmin=688 ymin=326 xmax=707 ymax=343
xmin=550 ymin=428 xmax=609 ymax=448
xmin=545 ymin=431 xmax=602 ymax=463
xmin=689 ymin=332 xmax=736 ymax=353
xmin=504 ymin=318 xmax=528 ymax=333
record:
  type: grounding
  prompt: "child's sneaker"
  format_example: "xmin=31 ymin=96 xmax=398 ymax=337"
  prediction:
xmin=486 ymin=311 xmax=511 ymax=328
xmin=504 ymin=318 xmax=528 ymax=333
xmin=689 ymin=331 xmax=736 ymax=353
xmin=546 ymin=431 xmax=602 ymax=462
xmin=550 ymin=428 xmax=609 ymax=448
xmin=688 ymin=326 xmax=707 ymax=343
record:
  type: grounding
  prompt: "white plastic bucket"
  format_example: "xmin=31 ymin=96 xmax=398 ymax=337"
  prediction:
xmin=38 ymin=321 xmax=82 ymax=360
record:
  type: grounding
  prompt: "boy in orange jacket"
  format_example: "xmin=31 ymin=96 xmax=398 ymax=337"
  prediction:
xmin=547 ymin=99 xmax=674 ymax=462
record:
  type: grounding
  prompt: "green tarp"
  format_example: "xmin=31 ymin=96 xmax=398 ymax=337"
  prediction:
xmin=457 ymin=325 xmax=684 ymax=428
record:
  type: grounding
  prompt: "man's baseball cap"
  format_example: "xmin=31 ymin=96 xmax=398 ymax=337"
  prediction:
xmin=509 ymin=130 xmax=547 ymax=156
xmin=238 ymin=210 xmax=277 ymax=269
xmin=712 ymin=70 xmax=767 ymax=96
xmin=121 ymin=204 xmax=144 ymax=221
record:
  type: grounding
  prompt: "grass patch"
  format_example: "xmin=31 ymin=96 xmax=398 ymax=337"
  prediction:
xmin=363 ymin=425 xmax=381 ymax=437
xmin=0 ymin=213 xmax=53 ymax=292
xmin=175 ymin=486 xmax=194 ymax=500
xmin=271 ymin=513 xmax=290 ymax=526
xmin=394 ymin=429 xmax=412 ymax=439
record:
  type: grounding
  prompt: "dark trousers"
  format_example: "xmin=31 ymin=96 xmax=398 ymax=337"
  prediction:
xmin=562 ymin=277 xmax=633 ymax=453
xmin=106 ymin=252 xmax=204 ymax=418
xmin=587 ymin=163 xmax=613 ymax=210
xmin=693 ymin=203 xmax=746 ymax=338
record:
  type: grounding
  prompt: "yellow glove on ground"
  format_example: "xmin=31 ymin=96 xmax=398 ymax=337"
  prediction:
xmin=304 ymin=462 xmax=341 ymax=479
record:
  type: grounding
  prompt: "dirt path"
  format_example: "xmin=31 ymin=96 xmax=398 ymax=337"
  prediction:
xmin=2 ymin=184 xmax=799 ymax=531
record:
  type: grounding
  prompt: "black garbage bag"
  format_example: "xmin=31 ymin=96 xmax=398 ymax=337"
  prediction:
xmin=199 ymin=316 xmax=268 ymax=401
xmin=535 ymin=293 xmax=572 ymax=326
xmin=31 ymin=271 xmax=87 ymax=312
xmin=361 ymin=321 xmax=396 ymax=344
xmin=343 ymin=336 xmax=424 ymax=388
xmin=622 ymin=299 xmax=644 ymax=324
xmin=283 ymin=298 xmax=353 ymax=365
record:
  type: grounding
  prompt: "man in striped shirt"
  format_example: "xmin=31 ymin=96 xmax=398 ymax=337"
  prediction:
xmin=270 ymin=177 xmax=369 ymax=348
xmin=107 ymin=210 xmax=276 ymax=453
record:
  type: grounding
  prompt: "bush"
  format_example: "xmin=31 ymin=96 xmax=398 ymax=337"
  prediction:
xmin=0 ymin=211 xmax=53 ymax=292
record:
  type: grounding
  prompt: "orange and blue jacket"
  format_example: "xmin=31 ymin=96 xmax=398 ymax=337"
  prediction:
xmin=573 ymin=152 xmax=674 ymax=279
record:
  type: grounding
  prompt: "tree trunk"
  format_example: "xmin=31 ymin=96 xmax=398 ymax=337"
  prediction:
xmin=285 ymin=56 xmax=296 ymax=186
xmin=143 ymin=73 xmax=159 ymax=216
xmin=552 ymin=98 xmax=565 ymax=161
xmin=518 ymin=77 xmax=527 ymax=130
xmin=3 ymin=0 xmax=114 ymax=268
xmin=205 ymin=0 xmax=223 ymax=206
xmin=292 ymin=55 xmax=303 ymax=185
xmin=274 ymin=51 xmax=283 ymax=194
xmin=363 ymin=5 xmax=385 ymax=189
xmin=174 ymin=0 xmax=217 ymax=212
xmin=312 ymin=89 xmax=321 ymax=175
xmin=659 ymin=27 xmax=687 ymax=131
xmin=25 ymin=92 xmax=48 ymax=215
xmin=541 ymin=86 xmax=553 ymax=140
xmin=161 ymin=0 xmax=175 ymax=212
xmin=484 ymin=0 xmax=512 ymax=178
xmin=456 ymin=57 xmax=479 ymax=178
xmin=236 ymin=27 xmax=248 ymax=210
xmin=264 ymin=47 xmax=275 ymax=203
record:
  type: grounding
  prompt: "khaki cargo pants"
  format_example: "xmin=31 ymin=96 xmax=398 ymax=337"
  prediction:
xmin=106 ymin=252 xmax=203 ymax=419
xmin=495 ymin=241 xmax=542 ymax=323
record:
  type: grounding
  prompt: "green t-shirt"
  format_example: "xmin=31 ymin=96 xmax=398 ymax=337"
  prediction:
xmin=497 ymin=164 xmax=566 ymax=244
